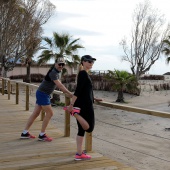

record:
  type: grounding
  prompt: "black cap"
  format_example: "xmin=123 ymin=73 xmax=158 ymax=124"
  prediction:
xmin=81 ymin=55 xmax=96 ymax=62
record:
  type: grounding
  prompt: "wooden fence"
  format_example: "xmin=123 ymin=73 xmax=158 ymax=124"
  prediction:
xmin=1 ymin=77 xmax=170 ymax=152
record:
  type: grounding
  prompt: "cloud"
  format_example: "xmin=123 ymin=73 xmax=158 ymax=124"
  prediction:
xmin=43 ymin=10 xmax=102 ymax=37
xmin=40 ymin=0 xmax=170 ymax=75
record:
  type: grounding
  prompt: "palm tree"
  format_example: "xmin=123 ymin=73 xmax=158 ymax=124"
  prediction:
xmin=162 ymin=36 xmax=170 ymax=64
xmin=38 ymin=32 xmax=84 ymax=65
xmin=106 ymin=70 xmax=139 ymax=103
xmin=38 ymin=32 xmax=84 ymax=104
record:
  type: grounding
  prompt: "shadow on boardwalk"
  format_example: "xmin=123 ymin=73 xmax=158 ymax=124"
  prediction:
xmin=0 ymin=94 xmax=135 ymax=170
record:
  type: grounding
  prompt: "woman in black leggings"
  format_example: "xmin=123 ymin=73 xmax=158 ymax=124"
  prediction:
xmin=68 ymin=55 xmax=102 ymax=160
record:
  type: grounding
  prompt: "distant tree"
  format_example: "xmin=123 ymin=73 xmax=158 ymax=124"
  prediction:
xmin=24 ymin=34 xmax=42 ymax=83
xmin=0 ymin=0 xmax=55 ymax=78
xmin=106 ymin=70 xmax=138 ymax=103
xmin=120 ymin=0 xmax=170 ymax=80
xmin=23 ymin=22 xmax=43 ymax=83
xmin=162 ymin=36 xmax=170 ymax=64
xmin=38 ymin=32 xmax=84 ymax=66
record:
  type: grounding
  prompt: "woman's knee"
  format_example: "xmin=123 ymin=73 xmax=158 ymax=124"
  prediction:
xmin=42 ymin=105 xmax=54 ymax=118
xmin=86 ymin=126 xmax=94 ymax=133
xmin=32 ymin=110 xmax=41 ymax=117
xmin=46 ymin=111 xmax=53 ymax=118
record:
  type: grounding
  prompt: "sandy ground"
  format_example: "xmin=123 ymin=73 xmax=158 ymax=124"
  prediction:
xmin=92 ymin=90 xmax=170 ymax=170
xmin=51 ymin=89 xmax=170 ymax=170
xmin=5 ymin=81 xmax=170 ymax=170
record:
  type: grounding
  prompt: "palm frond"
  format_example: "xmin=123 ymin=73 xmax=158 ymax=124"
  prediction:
xmin=37 ymin=50 xmax=54 ymax=64
xmin=43 ymin=37 xmax=52 ymax=46
xmin=38 ymin=31 xmax=83 ymax=66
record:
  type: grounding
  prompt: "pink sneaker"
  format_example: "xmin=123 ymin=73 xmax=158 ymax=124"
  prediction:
xmin=63 ymin=106 xmax=80 ymax=116
xmin=38 ymin=134 xmax=53 ymax=142
xmin=74 ymin=152 xmax=91 ymax=161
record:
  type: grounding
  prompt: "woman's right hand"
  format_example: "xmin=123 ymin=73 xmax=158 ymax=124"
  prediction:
xmin=67 ymin=104 xmax=73 ymax=112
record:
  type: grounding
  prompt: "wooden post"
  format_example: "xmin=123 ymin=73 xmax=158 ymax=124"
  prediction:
xmin=85 ymin=132 xmax=92 ymax=152
xmin=10 ymin=84 xmax=12 ymax=94
xmin=2 ymin=78 xmax=4 ymax=95
xmin=64 ymin=95 xmax=70 ymax=137
xmin=41 ymin=110 xmax=45 ymax=121
xmin=16 ymin=83 xmax=19 ymax=104
xmin=7 ymin=80 xmax=10 ymax=100
xmin=26 ymin=85 xmax=29 ymax=111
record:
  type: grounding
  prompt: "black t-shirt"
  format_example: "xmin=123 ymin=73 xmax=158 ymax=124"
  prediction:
xmin=38 ymin=68 xmax=60 ymax=95
xmin=74 ymin=70 xmax=94 ymax=111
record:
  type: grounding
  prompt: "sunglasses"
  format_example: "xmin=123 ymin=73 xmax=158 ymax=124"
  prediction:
xmin=58 ymin=63 xmax=65 ymax=67
xmin=84 ymin=60 xmax=94 ymax=64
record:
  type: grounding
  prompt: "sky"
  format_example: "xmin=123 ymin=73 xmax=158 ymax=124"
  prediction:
xmin=41 ymin=0 xmax=170 ymax=75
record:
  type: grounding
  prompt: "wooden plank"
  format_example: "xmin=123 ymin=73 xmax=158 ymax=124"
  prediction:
xmin=64 ymin=96 xmax=70 ymax=137
xmin=0 ymin=94 xmax=136 ymax=170
xmin=95 ymin=100 xmax=170 ymax=118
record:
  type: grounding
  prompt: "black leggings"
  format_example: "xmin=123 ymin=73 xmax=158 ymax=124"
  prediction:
xmin=77 ymin=115 xmax=95 ymax=137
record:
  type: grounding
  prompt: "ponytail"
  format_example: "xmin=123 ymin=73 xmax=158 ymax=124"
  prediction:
xmin=75 ymin=64 xmax=83 ymax=83
xmin=79 ymin=64 xmax=83 ymax=72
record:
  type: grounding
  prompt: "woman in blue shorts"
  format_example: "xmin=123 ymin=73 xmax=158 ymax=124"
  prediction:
xmin=20 ymin=57 xmax=73 ymax=142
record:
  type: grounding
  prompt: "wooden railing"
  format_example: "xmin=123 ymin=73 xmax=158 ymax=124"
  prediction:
xmin=0 ymin=78 xmax=92 ymax=151
xmin=1 ymin=77 xmax=170 ymax=152
xmin=94 ymin=99 xmax=170 ymax=118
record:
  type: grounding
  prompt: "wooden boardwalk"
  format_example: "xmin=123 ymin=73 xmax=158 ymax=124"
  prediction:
xmin=0 ymin=94 xmax=136 ymax=170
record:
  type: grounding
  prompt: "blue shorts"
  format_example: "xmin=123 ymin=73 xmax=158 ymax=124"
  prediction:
xmin=36 ymin=90 xmax=51 ymax=106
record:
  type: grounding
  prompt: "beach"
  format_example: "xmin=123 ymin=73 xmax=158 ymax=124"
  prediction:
xmin=48 ymin=86 xmax=170 ymax=170
xmin=5 ymin=81 xmax=170 ymax=170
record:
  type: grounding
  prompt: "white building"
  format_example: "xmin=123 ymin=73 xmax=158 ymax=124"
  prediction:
xmin=6 ymin=63 xmax=78 ymax=77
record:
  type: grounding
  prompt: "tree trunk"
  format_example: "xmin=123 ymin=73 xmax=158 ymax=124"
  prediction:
xmin=116 ymin=90 xmax=125 ymax=103
xmin=25 ymin=63 xmax=31 ymax=83
xmin=2 ymin=67 xmax=7 ymax=78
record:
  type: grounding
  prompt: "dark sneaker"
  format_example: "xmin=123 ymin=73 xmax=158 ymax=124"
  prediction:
xmin=20 ymin=132 xmax=36 ymax=139
xmin=38 ymin=134 xmax=53 ymax=142
xmin=74 ymin=152 xmax=91 ymax=161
